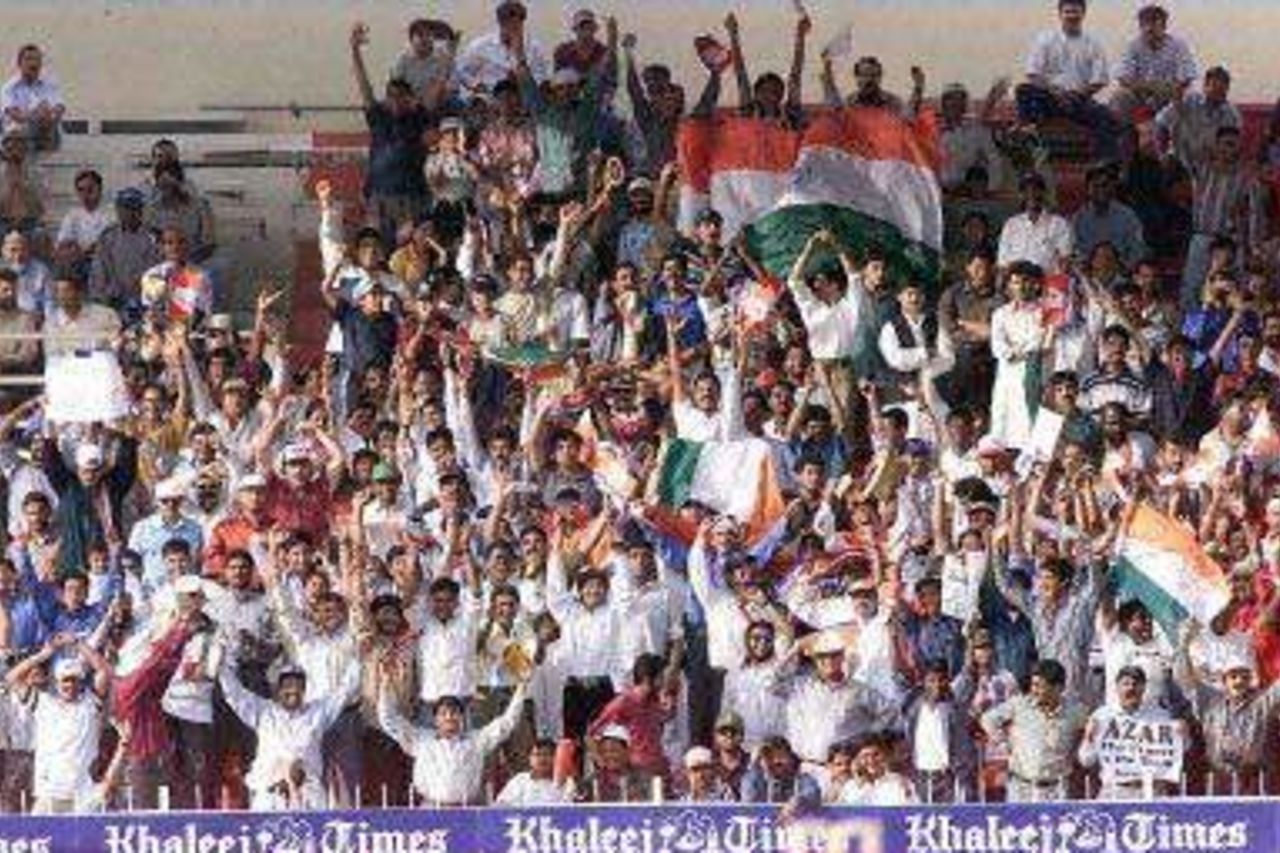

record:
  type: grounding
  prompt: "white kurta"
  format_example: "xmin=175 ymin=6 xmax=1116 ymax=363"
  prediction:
xmin=989 ymin=302 xmax=1046 ymax=449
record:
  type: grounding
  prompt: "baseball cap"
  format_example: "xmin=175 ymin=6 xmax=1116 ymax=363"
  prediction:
xmin=115 ymin=187 xmax=145 ymax=209
xmin=237 ymin=473 xmax=268 ymax=491
xmin=715 ymin=711 xmax=744 ymax=732
xmin=683 ymin=746 xmax=714 ymax=769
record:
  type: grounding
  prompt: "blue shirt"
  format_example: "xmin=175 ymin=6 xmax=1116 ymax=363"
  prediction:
xmin=651 ymin=292 xmax=707 ymax=352
xmin=126 ymin=512 xmax=205 ymax=591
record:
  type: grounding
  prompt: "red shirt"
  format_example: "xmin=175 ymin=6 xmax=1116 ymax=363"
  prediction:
xmin=203 ymin=511 xmax=271 ymax=582
xmin=264 ymin=473 xmax=333 ymax=544
xmin=589 ymin=686 xmax=673 ymax=777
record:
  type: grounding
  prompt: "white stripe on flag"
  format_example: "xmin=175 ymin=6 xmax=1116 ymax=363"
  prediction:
xmin=1120 ymin=539 xmax=1229 ymax=624
xmin=780 ymin=145 xmax=943 ymax=249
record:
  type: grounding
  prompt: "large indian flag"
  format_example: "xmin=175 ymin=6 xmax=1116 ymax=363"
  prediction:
xmin=1114 ymin=504 xmax=1230 ymax=635
xmin=652 ymin=437 xmax=787 ymax=546
xmin=677 ymin=108 xmax=942 ymax=284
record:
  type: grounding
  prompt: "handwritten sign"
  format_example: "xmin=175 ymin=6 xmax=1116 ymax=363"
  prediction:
xmin=1096 ymin=712 xmax=1184 ymax=784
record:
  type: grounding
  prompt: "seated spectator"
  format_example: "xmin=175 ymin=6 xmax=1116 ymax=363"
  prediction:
xmin=455 ymin=2 xmax=550 ymax=97
xmin=1016 ymin=0 xmax=1121 ymax=159
xmin=0 ymin=45 xmax=63 ymax=151
xmin=1110 ymin=4 xmax=1197 ymax=118
xmin=88 ymin=187 xmax=158 ymax=309
xmin=1073 ymin=163 xmax=1148 ymax=271
xmin=0 ymin=134 xmax=45 ymax=238
xmin=54 ymin=170 xmax=112 ymax=274
xmin=389 ymin=18 xmax=458 ymax=111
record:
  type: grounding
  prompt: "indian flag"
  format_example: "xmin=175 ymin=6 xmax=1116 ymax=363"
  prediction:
xmin=652 ymin=437 xmax=787 ymax=546
xmin=677 ymin=108 xmax=942 ymax=284
xmin=1114 ymin=504 xmax=1230 ymax=635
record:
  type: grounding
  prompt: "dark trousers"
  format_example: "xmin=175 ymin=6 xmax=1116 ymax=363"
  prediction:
xmin=171 ymin=717 xmax=216 ymax=810
xmin=563 ymin=677 xmax=616 ymax=744
xmin=1015 ymin=83 xmax=1121 ymax=159
xmin=322 ymin=705 xmax=364 ymax=808
xmin=360 ymin=725 xmax=412 ymax=807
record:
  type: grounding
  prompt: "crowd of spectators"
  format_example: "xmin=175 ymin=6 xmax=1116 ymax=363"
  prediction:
xmin=5 ymin=0 xmax=1280 ymax=816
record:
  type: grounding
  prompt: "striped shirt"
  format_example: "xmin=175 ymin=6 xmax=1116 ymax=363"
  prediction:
xmin=1190 ymin=163 xmax=1266 ymax=246
xmin=1080 ymin=367 xmax=1152 ymax=416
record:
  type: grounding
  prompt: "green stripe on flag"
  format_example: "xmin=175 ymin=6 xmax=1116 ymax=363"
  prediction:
xmin=657 ymin=439 xmax=704 ymax=508
xmin=1113 ymin=556 xmax=1191 ymax=639
xmin=744 ymin=203 xmax=941 ymax=291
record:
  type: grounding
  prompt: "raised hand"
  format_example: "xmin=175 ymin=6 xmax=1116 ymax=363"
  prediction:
xmin=350 ymin=22 xmax=370 ymax=50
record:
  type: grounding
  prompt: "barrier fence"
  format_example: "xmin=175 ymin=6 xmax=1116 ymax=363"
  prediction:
xmin=0 ymin=800 xmax=1274 ymax=853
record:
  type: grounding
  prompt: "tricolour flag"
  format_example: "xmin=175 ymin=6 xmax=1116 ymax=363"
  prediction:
xmin=677 ymin=108 xmax=942 ymax=285
xmin=1114 ymin=503 xmax=1230 ymax=636
xmin=652 ymin=437 xmax=787 ymax=546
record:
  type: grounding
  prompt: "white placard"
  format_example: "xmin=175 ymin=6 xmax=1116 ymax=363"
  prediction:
xmin=44 ymin=351 xmax=130 ymax=424
xmin=1017 ymin=408 xmax=1065 ymax=476
xmin=1097 ymin=713 xmax=1184 ymax=784
xmin=941 ymin=552 xmax=985 ymax=622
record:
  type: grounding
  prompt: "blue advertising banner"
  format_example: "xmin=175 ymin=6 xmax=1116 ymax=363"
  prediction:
xmin=0 ymin=800 xmax=1275 ymax=853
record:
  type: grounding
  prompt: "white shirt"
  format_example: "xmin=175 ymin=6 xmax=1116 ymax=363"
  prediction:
xmin=838 ymin=772 xmax=916 ymax=805
xmin=218 ymin=669 xmax=351 ymax=807
xmin=32 ymin=691 xmax=101 ymax=803
xmin=496 ymin=772 xmax=573 ymax=805
xmin=544 ymin=288 xmax=591 ymax=350
xmin=878 ymin=316 xmax=955 ymax=380
xmin=997 ymin=211 xmax=1073 ymax=271
xmin=1025 ymin=29 xmax=1109 ymax=91
xmin=777 ymin=673 xmax=901 ymax=764
xmin=940 ymin=121 xmax=1003 ymax=189
xmin=272 ymin=586 xmax=360 ymax=705
xmin=379 ymin=684 xmax=527 ymax=804
xmin=1115 ymin=34 xmax=1197 ymax=90
xmin=912 ymin=701 xmax=951 ymax=772
xmin=454 ymin=32 xmax=549 ymax=94
xmin=1102 ymin=628 xmax=1174 ymax=709
xmin=417 ymin=600 xmax=482 ymax=704
xmin=721 ymin=660 xmax=787 ymax=751
xmin=161 ymin=633 xmax=221 ymax=724
xmin=1 ymin=74 xmax=63 ymax=136
xmin=672 ymin=367 xmax=744 ymax=442
xmin=787 ymin=276 xmax=868 ymax=361
xmin=56 ymin=206 xmax=115 ymax=252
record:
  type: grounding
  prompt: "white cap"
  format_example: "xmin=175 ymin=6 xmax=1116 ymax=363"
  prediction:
xmin=281 ymin=442 xmax=312 ymax=464
xmin=976 ymin=435 xmax=1006 ymax=457
xmin=237 ymin=473 xmax=268 ymax=491
xmin=154 ymin=478 xmax=186 ymax=501
xmin=75 ymin=444 xmax=104 ymax=469
xmin=53 ymin=658 xmax=85 ymax=680
xmin=683 ymin=746 xmax=714 ymax=769
xmin=1223 ymin=649 xmax=1256 ymax=674
xmin=596 ymin=723 xmax=631 ymax=744
xmin=174 ymin=575 xmax=206 ymax=596
xmin=808 ymin=631 xmax=847 ymax=657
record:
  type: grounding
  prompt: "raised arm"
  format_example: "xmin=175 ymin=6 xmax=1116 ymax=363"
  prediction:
xmin=724 ymin=13 xmax=753 ymax=112
xmin=786 ymin=10 xmax=811 ymax=112
xmin=217 ymin=659 xmax=267 ymax=729
xmin=350 ymin=23 xmax=377 ymax=110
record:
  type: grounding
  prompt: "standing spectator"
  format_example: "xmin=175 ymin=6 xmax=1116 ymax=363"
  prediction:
xmin=0 ymin=45 xmax=63 ymax=151
xmin=217 ymin=661 xmax=356 ymax=811
xmin=1156 ymin=66 xmax=1241 ymax=171
xmin=981 ymin=659 xmax=1087 ymax=802
xmin=5 ymin=635 xmax=111 ymax=813
xmin=1016 ymin=0 xmax=1120 ymax=158
xmin=350 ymin=22 xmax=430 ymax=245
xmin=620 ymin=35 xmax=684 ymax=175
xmin=988 ymin=261 xmax=1050 ymax=450
xmin=938 ymin=247 xmax=999 ymax=413
xmin=1110 ymin=4 xmax=1198 ymax=117
xmin=1181 ymin=127 xmax=1266 ymax=310
xmin=1077 ymin=665 xmax=1183 ymax=799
